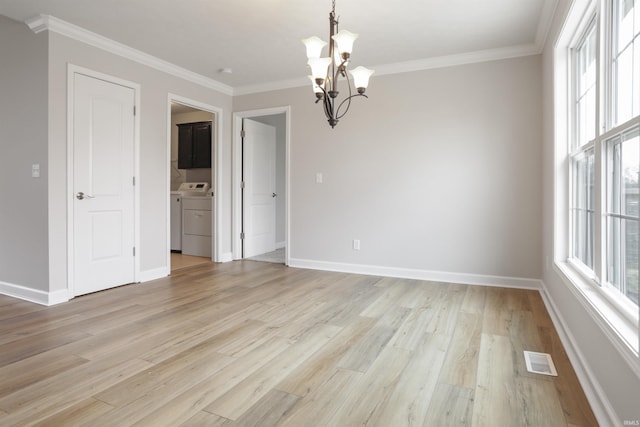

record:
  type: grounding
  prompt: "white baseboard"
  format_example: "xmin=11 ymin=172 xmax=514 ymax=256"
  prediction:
xmin=48 ymin=289 xmax=70 ymax=305
xmin=539 ymin=284 xmax=620 ymax=427
xmin=218 ymin=251 xmax=234 ymax=263
xmin=1 ymin=265 xmax=175 ymax=305
xmin=138 ymin=266 xmax=170 ymax=283
xmin=287 ymin=258 xmax=542 ymax=290
xmin=0 ymin=280 xmax=69 ymax=306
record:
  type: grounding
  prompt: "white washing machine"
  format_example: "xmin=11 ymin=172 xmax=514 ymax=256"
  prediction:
xmin=170 ymin=182 xmax=210 ymax=252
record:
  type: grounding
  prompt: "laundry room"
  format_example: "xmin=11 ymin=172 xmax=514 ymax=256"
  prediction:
xmin=169 ymin=102 xmax=214 ymax=269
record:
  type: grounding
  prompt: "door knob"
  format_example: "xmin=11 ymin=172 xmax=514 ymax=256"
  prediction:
xmin=76 ymin=192 xmax=95 ymax=200
xmin=272 ymin=193 xmax=277 ymax=198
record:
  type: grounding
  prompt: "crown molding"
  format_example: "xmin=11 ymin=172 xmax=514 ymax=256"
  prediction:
xmin=26 ymin=5 xmax=558 ymax=98
xmin=234 ymin=43 xmax=542 ymax=96
xmin=535 ymin=0 xmax=560 ymax=49
xmin=25 ymin=14 xmax=234 ymax=96
xmin=24 ymin=14 xmax=50 ymax=33
xmin=372 ymin=43 xmax=541 ymax=77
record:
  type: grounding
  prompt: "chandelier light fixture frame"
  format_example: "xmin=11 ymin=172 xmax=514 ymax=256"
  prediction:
xmin=302 ymin=0 xmax=374 ymax=128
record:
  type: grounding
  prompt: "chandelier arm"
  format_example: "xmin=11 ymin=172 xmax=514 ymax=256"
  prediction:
xmin=331 ymin=59 xmax=348 ymax=83
xmin=323 ymin=93 xmax=335 ymax=122
xmin=336 ymin=95 xmax=352 ymax=121
xmin=313 ymin=81 xmax=336 ymax=123
xmin=335 ymin=68 xmax=354 ymax=120
xmin=335 ymin=93 xmax=367 ymax=120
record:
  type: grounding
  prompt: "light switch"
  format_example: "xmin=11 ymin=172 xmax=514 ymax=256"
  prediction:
xmin=32 ymin=164 xmax=40 ymax=178
xmin=316 ymin=172 xmax=323 ymax=184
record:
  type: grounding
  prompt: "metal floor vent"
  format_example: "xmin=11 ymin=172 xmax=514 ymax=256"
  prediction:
xmin=523 ymin=351 xmax=558 ymax=376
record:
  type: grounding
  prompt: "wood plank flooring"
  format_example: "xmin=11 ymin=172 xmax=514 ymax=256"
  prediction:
xmin=0 ymin=261 xmax=598 ymax=426
xmin=171 ymin=253 xmax=211 ymax=271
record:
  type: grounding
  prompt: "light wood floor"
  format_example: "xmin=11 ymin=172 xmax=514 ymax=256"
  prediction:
xmin=0 ymin=261 xmax=597 ymax=426
xmin=171 ymin=253 xmax=211 ymax=272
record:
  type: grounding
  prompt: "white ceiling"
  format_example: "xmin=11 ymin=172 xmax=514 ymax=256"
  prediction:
xmin=0 ymin=0 xmax=557 ymax=93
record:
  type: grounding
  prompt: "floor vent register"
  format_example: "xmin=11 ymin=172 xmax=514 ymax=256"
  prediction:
xmin=523 ymin=351 xmax=558 ymax=376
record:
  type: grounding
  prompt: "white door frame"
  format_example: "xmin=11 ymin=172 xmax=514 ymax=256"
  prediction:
xmin=66 ymin=64 xmax=141 ymax=297
xmin=167 ymin=94 xmax=223 ymax=265
xmin=232 ymin=107 xmax=291 ymax=263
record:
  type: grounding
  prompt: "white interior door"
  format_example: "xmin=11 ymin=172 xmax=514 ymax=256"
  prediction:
xmin=243 ymin=119 xmax=276 ymax=258
xmin=73 ymin=73 xmax=135 ymax=296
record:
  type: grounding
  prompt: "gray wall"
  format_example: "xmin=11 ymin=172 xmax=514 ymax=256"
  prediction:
xmin=0 ymin=16 xmax=49 ymax=291
xmin=235 ymin=55 xmax=542 ymax=281
xmin=541 ymin=0 xmax=640 ymax=422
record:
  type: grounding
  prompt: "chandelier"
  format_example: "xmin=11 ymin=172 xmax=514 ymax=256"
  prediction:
xmin=302 ymin=0 xmax=374 ymax=128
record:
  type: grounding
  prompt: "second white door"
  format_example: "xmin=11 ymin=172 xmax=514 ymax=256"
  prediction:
xmin=242 ymin=119 xmax=276 ymax=258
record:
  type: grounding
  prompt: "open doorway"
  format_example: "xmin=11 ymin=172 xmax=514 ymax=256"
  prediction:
xmin=168 ymin=97 xmax=221 ymax=273
xmin=232 ymin=107 xmax=290 ymax=265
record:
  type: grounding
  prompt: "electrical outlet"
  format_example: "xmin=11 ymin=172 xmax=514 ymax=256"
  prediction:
xmin=353 ymin=239 xmax=360 ymax=250
xmin=316 ymin=172 xmax=323 ymax=184
xmin=32 ymin=163 xmax=40 ymax=178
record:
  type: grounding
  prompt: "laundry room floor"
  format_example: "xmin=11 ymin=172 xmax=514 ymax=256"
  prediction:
xmin=171 ymin=253 xmax=211 ymax=272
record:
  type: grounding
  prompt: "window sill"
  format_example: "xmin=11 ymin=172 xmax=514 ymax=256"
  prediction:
xmin=555 ymin=261 xmax=640 ymax=379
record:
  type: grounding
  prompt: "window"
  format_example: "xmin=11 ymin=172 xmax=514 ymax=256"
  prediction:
xmin=559 ymin=0 xmax=640 ymax=357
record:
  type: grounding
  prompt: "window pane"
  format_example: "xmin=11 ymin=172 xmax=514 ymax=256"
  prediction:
xmin=615 ymin=0 xmax=635 ymax=50
xmin=608 ymin=216 xmax=639 ymax=306
xmin=587 ymin=86 xmax=596 ymax=142
xmin=635 ymin=40 xmax=640 ymax=116
xmin=573 ymin=151 xmax=595 ymax=268
xmin=576 ymin=24 xmax=597 ymax=147
xmin=613 ymin=0 xmax=639 ymax=125
xmin=616 ymin=45 xmax=634 ymax=124
xmin=637 ymin=0 xmax=640 ymax=36
xmin=607 ymin=128 xmax=640 ymax=308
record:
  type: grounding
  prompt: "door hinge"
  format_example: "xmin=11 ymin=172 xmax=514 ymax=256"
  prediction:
xmin=241 ymin=181 xmax=245 ymax=189
xmin=240 ymin=232 xmax=245 ymax=240
xmin=132 ymin=176 xmax=136 ymax=186
xmin=133 ymin=247 xmax=136 ymax=256
xmin=241 ymin=129 xmax=246 ymax=138
xmin=133 ymin=106 xmax=136 ymax=116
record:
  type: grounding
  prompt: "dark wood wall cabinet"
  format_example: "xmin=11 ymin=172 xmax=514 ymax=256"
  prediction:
xmin=177 ymin=121 xmax=212 ymax=169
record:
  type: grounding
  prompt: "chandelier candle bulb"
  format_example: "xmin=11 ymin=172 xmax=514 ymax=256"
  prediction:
xmin=308 ymin=57 xmax=332 ymax=82
xmin=349 ymin=66 xmax=375 ymax=93
xmin=302 ymin=36 xmax=328 ymax=59
xmin=332 ymin=30 xmax=358 ymax=57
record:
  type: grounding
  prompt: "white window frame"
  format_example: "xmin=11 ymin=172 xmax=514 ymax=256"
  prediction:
xmin=555 ymin=0 xmax=640 ymax=377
